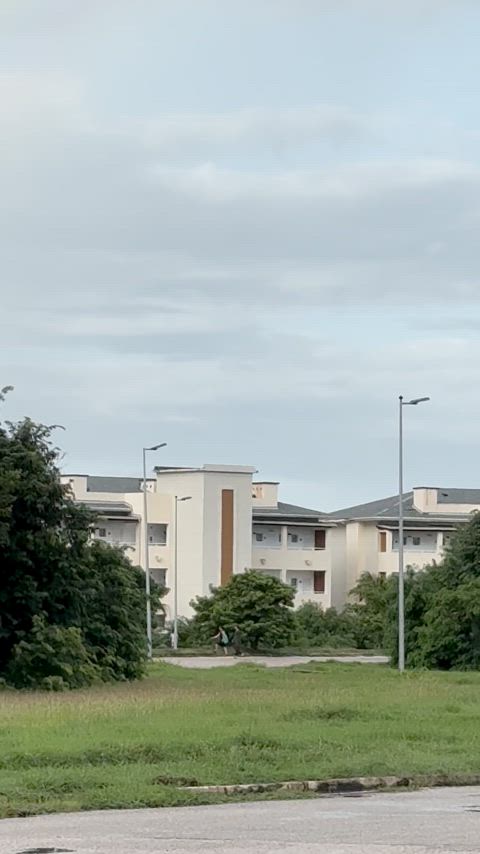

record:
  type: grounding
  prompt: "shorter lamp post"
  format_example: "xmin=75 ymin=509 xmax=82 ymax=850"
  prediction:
xmin=142 ymin=442 xmax=167 ymax=660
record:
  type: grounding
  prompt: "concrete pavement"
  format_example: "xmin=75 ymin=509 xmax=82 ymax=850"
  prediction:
xmin=158 ymin=654 xmax=388 ymax=668
xmin=2 ymin=786 xmax=479 ymax=853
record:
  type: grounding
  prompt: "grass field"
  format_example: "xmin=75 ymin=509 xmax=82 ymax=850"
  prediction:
xmin=1 ymin=661 xmax=480 ymax=818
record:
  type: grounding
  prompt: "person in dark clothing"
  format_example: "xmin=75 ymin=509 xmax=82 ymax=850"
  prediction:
xmin=232 ymin=625 xmax=242 ymax=656
xmin=212 ymin=626 xmax=229 ymax=655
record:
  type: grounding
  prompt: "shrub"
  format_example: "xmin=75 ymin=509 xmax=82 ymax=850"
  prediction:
xmin=6 ymin=616 xmax=99 ymax=690
xmin=188 ymin=570 xmax=295 ymax=650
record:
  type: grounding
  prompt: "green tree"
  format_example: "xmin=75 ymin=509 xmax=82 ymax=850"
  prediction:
xmin=294 ymin=602 xmax=358 ymax=648
xmin=397 ymin=516 xmax=480 ymax=669
xmin=349 ymin=571 xmax=394 ymax=649
xmin=188 ymin=570 xmax=295 ymax=650
xmin=0 ymin=410 xmax=158 ymax=688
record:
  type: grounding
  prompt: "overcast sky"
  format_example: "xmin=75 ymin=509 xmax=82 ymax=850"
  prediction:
xmin=2 ymin=0 xmax=480 ymax=511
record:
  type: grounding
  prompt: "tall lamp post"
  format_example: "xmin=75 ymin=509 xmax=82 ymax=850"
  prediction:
xmin=172 ymin=495 xmax=192 ymax=650
xmin=398 ymin=396 xmax=429 ymax=672
xmin=142 ymin=442 xmax=167 ymax=660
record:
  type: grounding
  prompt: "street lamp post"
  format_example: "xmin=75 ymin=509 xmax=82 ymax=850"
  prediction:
xmin=398 ymin=396 xmax=429 ymax=672
xmin=142 ymin=443 xmax=167 ymax=660
xmin=172 ymin=495 xmax=192 ymax=650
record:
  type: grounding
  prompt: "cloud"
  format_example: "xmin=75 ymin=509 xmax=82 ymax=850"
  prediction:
xmin=2 ymin=2 xmax=480 ymax=512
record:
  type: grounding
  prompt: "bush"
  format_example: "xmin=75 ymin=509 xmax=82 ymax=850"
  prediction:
xmin=364 ymin=515 xmax=480 ymax=669
xmin=0 ymin=409 xmax=161 ymax=688
xmin=294 ymin=603 xmax=358 ymax=648
xmin=188 ymin=570 xmax=295 ymax=650
xmin=6 ymin=616 xmax=99 ymax=690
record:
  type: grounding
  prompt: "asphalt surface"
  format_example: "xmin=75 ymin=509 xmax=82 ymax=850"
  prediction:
xmin=2 ymin=787 xmax=480 ymax=853
xmin=158 ymin=654 xmax=388 ymax=668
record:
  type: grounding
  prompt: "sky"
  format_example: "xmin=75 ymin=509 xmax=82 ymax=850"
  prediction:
xmin=1 ymin=0 xmax=480 ymax=511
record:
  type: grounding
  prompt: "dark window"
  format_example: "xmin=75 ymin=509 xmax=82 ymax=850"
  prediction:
xmin=314 ymin=529 xmax=326 ymax=549
xmin=313 ymin=570 xmax=325 ymax=593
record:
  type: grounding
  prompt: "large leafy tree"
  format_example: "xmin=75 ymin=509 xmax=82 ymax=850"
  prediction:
xmin=402 ymin=516 xmax=480 ymax=669
xmin=353 ymin=515 xmax=480 ymax=669
xmin=0 ymin=401 xmax=156 ymax=688
xmin=188 ymin=570 xmax=295 ymax=650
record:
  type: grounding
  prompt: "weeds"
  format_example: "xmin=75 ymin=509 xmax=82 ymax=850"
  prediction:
xmin=0 ymin=662 xmax=479 ymax=817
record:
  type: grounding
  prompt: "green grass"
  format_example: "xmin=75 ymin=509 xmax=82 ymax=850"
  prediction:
xmin=1 ymin=662 xmax=480 ymax=817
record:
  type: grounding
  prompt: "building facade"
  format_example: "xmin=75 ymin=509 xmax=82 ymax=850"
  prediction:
xmin=329 ymin=486 xmax=479 ymax=606
xmin=61 ymin=466 xmax=334 ymax=619
xmin=251 ymin=482 xmax=334 ymax=609
xmin=62 ymin=470 xmax=479 ymax=618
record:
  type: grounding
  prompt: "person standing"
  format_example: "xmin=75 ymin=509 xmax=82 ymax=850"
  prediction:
xmin=232 ymin=625 xmax=242 ymax=656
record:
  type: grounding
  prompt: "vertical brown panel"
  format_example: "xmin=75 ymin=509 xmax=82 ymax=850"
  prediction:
xmin=379 ymin=531 xmax=387 ymax=553
xmin=221 ymin=489 xmax=234 ymax=585
xmin=314 ymin=529 xmax=326 ymax=549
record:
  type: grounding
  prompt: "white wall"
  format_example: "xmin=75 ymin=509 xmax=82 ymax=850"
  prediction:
xmin=413 ymin=487 xmax=480 ymax=515
xmin=150 ymin=471 xmax=205 ymax=619
xmin=252 ymin=524 xmax=332 ymax=607
xmin=252 ymin=483 xmax=279 ymax=508
xmin=154 ymin=467 xmax=254 ymax=617
xmin=329 ymin=525 xmax=348 ymax=610
xmin=202 ymin=469 xmax=253 ymax=589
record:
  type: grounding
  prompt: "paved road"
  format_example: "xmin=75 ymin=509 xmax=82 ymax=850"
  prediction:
xmin=2 ymin=787 xmax=479 ymax=853
xmin=158 ymin=654 xmax=388 ymax=668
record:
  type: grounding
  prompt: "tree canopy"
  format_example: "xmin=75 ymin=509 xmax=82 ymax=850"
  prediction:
xmin=187 ymin=570 xmax=296 ymax=650
xmin=0 ymin=407 xmax=156 ymax=689
xmin=350 ymin=514 xmax=480 ymax=669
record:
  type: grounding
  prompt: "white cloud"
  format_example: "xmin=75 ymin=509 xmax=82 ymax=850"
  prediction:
xmin=2 ymin=5 xmax=480 ymax=505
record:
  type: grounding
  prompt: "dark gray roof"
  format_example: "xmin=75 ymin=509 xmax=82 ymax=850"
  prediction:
xmin=87 ymin=476 xmax=143 ymax=493
xmin=329 ymin=492 xmax=416 ymax=520
xmin=437 ymin=488 xmax=480 ymax=505
xmin=329 ymin=490 xmax=478 ymax=521
xmin=253 ymin=501 xmax=327 ymax=520
xmin=80 ymin=500 xmax=134 ymax=516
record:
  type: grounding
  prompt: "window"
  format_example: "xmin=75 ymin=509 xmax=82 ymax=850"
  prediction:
xmin=379 ymin=532 xmax=387 ymax=553
xmin=392 ymin=531 xmax=436 ymax=552
xmin=149 ymin=567 xmax=166 ymax=587
xmin=148 ymin=523 xmax=167 ymax=545
xmin=290 ymin=577 xmax=298 ymax=589
xmin=313 ymin=570 xmax=325 ymax=593
xmin=253 ymin=527 xmax=281 ymax=548
xmin=314 ymin=529 xmax=326 ymax=550
xmin=97 ymin=528 xmax=106 ymax=538
xmin=290 ymin=533 xmax=299 ymax=544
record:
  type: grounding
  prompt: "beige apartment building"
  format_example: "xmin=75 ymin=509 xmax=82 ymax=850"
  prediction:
xmin=61 ymin=465 xmax=334 ymax=619
xmin=62 ymin=468 xmax=478 ymax=618
xmin=329 ymin=486 xmax=479 ymax=607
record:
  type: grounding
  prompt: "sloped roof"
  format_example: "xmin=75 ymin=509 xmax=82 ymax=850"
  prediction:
xmin=253 ymin=501 xmax=328 ymax=520
xmin=329 ymin=489 xmax=478 ymax=522
xmin=437 ymin=488 xmax=480 ymax=504
xmin=87 ymin=476 xmax=143 ymax=493
xmin=329 ymin=492 xmax=416 ymax=520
